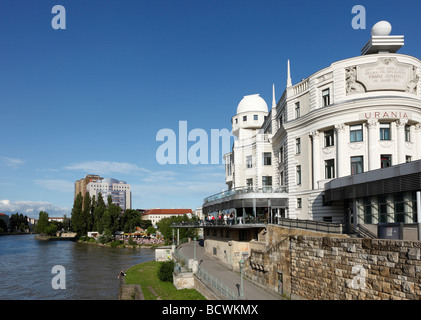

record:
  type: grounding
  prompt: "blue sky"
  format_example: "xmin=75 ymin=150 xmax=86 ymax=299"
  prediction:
xmin=0 ymin=0 xmax=420 ymax=218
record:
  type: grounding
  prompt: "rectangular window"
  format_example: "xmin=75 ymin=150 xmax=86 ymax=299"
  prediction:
xmin=246 ymin=155 xmax=253 ymax=168
xmin=280 ymin=171 xmax=284 ymax=186
xmin=324 ymin=129 xmax=334 ymax=147
xmin=296 ymin=165 xmax=302 ymax=185
xmin=405 ymin=125 xmax=411 ymax=142
xmin=350 ymin=124 xmax=363 ymax=142
xmin=297 ymin=198 xmax=302 ymax=209
xmin=279 ymin=147 xmax=284 ymax=163
xmin=351 ymin=156 xmax=364 ymax=175
xmin=246 ymin=178 xmax=253 ymax=187
xmin=262 ymin=176 xmax=272 ymax=192
xmin=406 ymin=155 xmax=412 ymax=163
xmin=295 ymin=102 xmax=300 ymax=118
xmin=381 ymin=155 xmax=392 ymax=168
xmin=322 ymin=88 xmax=330 ymax=106
xmin=263 ymin=152 xmax=272 ymax=166
xmin=378 ymin=195 xmax=388 ymax=223
xmin=325 ymin=159 xmax=335 ymax=179
xmin=380 ymin=123 xmax=391 ymax=140
xmin=253 ymin=115 xmax=258 ymax=121
xmin=243 ymin=115 xmax=247 ymax=122
xmin=296 ymin=138 xmax=301 ymax=154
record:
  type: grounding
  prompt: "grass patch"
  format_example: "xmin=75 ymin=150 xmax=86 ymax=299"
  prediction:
xmin=125 ymin=261 xmax=206 ymax=300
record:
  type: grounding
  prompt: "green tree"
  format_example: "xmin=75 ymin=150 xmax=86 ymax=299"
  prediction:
xmin=71 ymin=192 xmax=84 ymax=237
xmin=93 ymin=192 xmax=106 ymax=233
xmin=35 ymin=211 xmax=49 ymax=234
xmin=9 ymin=213 xmax=29 ymax=232
xmin=121 ymin=209 xmax=142 ymax=233
xmin=82 ymin=193 xmax=92 ymax=233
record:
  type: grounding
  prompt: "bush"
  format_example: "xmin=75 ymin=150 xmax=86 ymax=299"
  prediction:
xmin=158 ymin=260 xmax=175 ymax=282
xmin=110 ymin=240 xmax=122 ymax=248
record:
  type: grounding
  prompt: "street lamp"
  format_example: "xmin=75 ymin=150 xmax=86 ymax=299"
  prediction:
xmin=239 ymin=259 xmax=244 ymax=298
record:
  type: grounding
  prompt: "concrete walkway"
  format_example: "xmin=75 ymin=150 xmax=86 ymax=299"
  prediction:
xmin=178 ymin=241 xmax=284 ymax=300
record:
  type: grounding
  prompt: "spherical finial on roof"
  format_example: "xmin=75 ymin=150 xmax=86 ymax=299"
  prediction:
xmin=371 ymin=21 xmax=392 ymax=36
xmin=236 ymin=94 xmax=268 ymax=114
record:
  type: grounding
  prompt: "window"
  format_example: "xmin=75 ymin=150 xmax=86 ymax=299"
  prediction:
xmin=280 ymin=171 xmax=284 ymax=186
xmin=246 ymin=178 xmax=253 ymax=188
xmin=262 ymin=176 xmax=272 ymax=192
xmin=279 ymin=147 xmax=284 ymax=163
xmin=351 ymin=156 xmax=364 ymax=175
xmin=405 ymin=125 xmax=411 ymax=142
xmin=245 ymin=156 xmax=252 ymax=168
xmin=243 ymin=115 xmax=247 ymax=122
xmin=322 ymin=88 xmax=330 ymax=106
xmin=381 ymin=155 xmax=392 ymax=168
xmin=254 ymin=115 xmax=258 ymax=121
xmin=325 ymin=159 xmax=335 ymax=179
xmin=295 ymin=102 xmax=300 ymax=118
xmin=263 ymin=152 xmax=272 ymax=165
xmin=379 ymin=123 xmax=391 ymax=140
xmin=296 ymin=165 xmax=302 ymax=185
xmin=324 ymin=129 xmax=334 ymax=147
xmin=350 ymin=124 xmax=363 ymax=142
xmin=235 ymin=118 xmax=238 ymax=124
xmin=406 ymin=155 xmax=412 ymax=163
xmin=297 ymin=198 xmax=302 ymax=209
xmin=296 ymin=138 xmax=301 ymax=154
xmin=278 ymin=115 xmax=283 ymax=128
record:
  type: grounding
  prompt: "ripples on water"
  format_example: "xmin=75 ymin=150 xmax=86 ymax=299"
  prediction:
xmin=0 ymin=234 xmax=155 ymax=300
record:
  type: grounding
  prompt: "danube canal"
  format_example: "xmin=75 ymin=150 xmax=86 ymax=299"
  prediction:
xmin=0 ymin=234 xmax=155 ymax=299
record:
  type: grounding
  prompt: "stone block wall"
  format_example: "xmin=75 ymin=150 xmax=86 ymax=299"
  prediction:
xmin=245 ymin=224 xmax=421 ymax=300
xmin=289 ymin=236 xmax=421 ymax=300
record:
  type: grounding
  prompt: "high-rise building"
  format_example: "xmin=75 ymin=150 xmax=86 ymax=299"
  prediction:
xmin=86 ymin=178 xmax=131 ymax=211
xmin=74 ymin=174 xmax=103 ymax=200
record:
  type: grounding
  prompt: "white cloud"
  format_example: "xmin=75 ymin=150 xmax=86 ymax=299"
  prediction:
xmin=63 ymin=161 xmax=150 ymax=175
xmin=0 ymin=200 xmax=70 ymax=218
xmin=0 ymin=156 xmax=25 ymax=169
xmin=33 ymin=179 xmax=74 ymax=193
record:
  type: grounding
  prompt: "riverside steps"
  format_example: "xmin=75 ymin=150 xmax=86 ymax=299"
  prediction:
xmin=176 ymin=241 xmax=284 ymax=300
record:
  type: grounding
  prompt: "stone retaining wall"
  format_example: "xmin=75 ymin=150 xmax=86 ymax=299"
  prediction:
xmin=290 ymin=236 xmax=421 ymax=300
xmin=245 ymin=225 xmax=421 ymax=300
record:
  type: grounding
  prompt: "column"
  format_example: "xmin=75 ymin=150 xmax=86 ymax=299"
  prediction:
xmin=335 ymin=124 xmax=346 ymax=177
xmin=417 ymin=191 xmax=421 ymax=241
xmin=396 ymin=119 xmax=407 ymax=165
xmin=367 ymin=119 xmax=379 ymax=171
xmin=310 ymin=130 xmax=320 ymax=189
xmin=416 ymin=124 xmax=421 ymax=160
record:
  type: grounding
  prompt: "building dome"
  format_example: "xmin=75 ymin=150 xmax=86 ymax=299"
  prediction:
xmin=236 ymin=94 xmax=268 ymax=114
xmin=371 ymin=21 xmax=392 ymax=36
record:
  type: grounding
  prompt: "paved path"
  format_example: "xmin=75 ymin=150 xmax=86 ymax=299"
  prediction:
xmin=178 ymin=241 xmax=283 ymax=300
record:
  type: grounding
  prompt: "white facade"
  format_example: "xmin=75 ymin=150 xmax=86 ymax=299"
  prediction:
xmin=205 ymin=21 xmax=421 ymax=225
xmin=87 ymin=178 xmax=131 ymax=211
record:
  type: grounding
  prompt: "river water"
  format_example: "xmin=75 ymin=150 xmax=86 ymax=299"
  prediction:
xmin=0 ymin=234 xmax=155 ymax=300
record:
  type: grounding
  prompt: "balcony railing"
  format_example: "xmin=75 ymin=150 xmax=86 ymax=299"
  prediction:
xmin=203 ymin=186 xmax=287 ymax=204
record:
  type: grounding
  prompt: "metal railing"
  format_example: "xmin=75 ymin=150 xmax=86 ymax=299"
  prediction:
xmin=172 ymin=248 xmax=238 ymax=299
xmin=274 ymin=217 xmax=342 ymax=234
xmin=343 ymin=224 xmax=377 ymax=239
xmin=196 ymin=265 xmax=238 ymax=300
xmin=203 ymin=186 xmax=287 ymax=204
